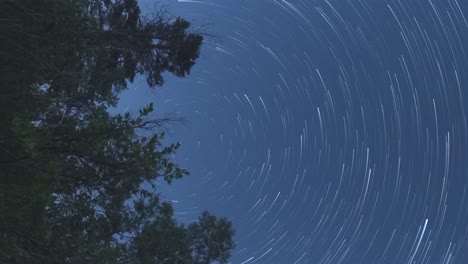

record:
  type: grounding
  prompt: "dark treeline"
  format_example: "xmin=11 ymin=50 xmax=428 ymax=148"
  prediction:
xmin=0 ymin=0 xmax=234 ymax=263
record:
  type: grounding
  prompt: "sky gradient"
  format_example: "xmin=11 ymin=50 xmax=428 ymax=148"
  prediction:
xmin=118 ymin=0 xmax=468 ymax=263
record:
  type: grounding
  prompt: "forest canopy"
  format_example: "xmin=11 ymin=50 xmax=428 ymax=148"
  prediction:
xmin=0 ymin=0 xmax=234 ymax=263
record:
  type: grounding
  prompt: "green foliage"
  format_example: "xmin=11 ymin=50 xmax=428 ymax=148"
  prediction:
xmin=132 ymin=206 xmax=235 ymax=264
xmin=0 ymin=0 xmax=234 ymax=263
xmin=188 ymin=212 xmax=236 ymax=264
xmin=133 ymin=202 xmax=192 ymax=264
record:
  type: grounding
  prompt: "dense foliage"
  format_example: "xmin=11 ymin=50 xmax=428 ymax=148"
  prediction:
xmin=0 ymin=0 xmax=234 ymax=263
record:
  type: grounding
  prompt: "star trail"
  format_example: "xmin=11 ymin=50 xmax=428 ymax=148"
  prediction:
xmin=123 ymin=0 xmax=468 ymax=263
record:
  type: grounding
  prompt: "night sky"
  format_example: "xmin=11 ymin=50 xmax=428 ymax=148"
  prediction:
xmin=118 ymin=0 xmax=468 ymax=263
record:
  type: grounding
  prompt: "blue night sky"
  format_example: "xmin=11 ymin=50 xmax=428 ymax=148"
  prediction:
xmin=116 ymin=0 xmax=468 ymax=263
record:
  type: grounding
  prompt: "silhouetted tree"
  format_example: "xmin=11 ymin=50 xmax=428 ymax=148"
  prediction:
xmin=188 ymin=211 xmax=236 ymax=264
xmin=132 ymin=208 xmax=235 ymax=264
xmin=0 ymin=1 xmax=233 ymax=263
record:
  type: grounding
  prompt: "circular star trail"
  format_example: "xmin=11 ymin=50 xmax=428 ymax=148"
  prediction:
xmin=127 ymin=0 xmax=468 ymax=263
